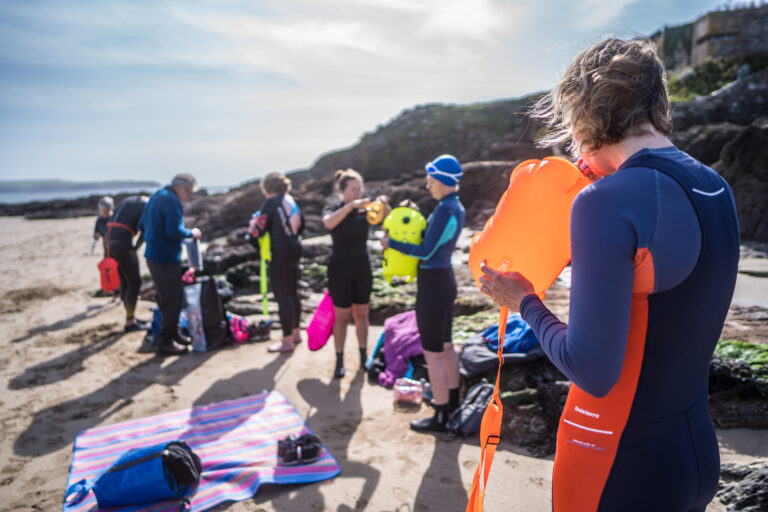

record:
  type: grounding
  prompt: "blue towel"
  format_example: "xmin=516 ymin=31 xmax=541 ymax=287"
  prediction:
xmin=483 ymin=313 xmax=538 ymax=353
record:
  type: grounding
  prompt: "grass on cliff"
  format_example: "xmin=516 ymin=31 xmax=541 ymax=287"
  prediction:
xmin=715 ymin=339 xmax=768 ymax=380
xmin=668 ymin=52 xmax=768 ymax=101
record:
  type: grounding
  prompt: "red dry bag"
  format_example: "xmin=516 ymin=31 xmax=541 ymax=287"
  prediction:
xmin=97 ymin=224 xmax=121 ymax=292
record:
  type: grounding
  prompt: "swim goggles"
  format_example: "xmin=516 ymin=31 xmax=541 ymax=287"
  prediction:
xmin=425 ymin=163 xmax=462 ymax=184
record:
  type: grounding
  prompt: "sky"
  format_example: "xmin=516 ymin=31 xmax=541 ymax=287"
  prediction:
xmin=0 ymin=0 xmax=731 ymax=188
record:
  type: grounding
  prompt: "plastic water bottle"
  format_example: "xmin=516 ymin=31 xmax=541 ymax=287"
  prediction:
xmin=184 ymin=237 xmax=203 ymax=270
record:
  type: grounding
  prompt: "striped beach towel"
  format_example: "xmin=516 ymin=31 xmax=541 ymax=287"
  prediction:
xmin=63 ymin=391 xmax=340 ymax=511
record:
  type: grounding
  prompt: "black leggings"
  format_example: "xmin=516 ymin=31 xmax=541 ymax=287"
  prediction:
xmin=269 ymin=256 xmax=301 ymax=336
xmin=415 ymin=267 xmax=456 ymax=352
xmin=109 ymin=240 xmax=141 ymax=319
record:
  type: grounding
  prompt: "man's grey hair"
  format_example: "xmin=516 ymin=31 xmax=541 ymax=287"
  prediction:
xmin=171 ymin=173 xmax=198 ymax=192
xmin=98 ymin=196 xmax=114 ymax=210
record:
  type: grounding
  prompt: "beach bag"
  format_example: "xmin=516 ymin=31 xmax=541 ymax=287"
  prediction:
xmin=199 ymin=276 xmax=228 ymax=350
xmin=446 ymin=379 xmax=495 ymax=437
xmin=97 ymin=257 xmax=120 ymax=292
xmin=184 ymin=283 xmax=206 ymax=352
xmin=64 ymin=441 xmax=202 ymax=510
xmin=97 ymin=224 xmax=122 ymax=292
xmin=307 ymin=290 xmax=335 ymax=351
xmin=227 ymin=312 xmax=251 ymax=345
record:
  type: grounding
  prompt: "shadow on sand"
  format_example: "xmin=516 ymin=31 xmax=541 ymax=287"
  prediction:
xmin=10 ymin=301 xmax=120 ymax=344
xmin=14 ymin=349 xmax=214 ymax=457
xmin=247 ymin=369 xmax=381 ymax=512
xmin=9 ymin=327 xmax=125 ymax=390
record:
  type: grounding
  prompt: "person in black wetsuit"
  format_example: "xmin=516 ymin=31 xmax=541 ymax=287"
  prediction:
xmin=93 ymin=196 xmax=113 ymax=257
xmin=382 ymin=154 xmax=466 ymax=432
xmin=322 ymin=169 xmax=390 ymax=378
xmin=108 ymin=195 xmax=149 ymax=332
xmin=249 ymin=172 xmax=304 ymax=353
xmin=479 ymin=39 xmax=739 ymax=511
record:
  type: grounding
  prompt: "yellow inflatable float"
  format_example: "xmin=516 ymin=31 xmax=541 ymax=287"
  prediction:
xmin=382 ymin=207 xmax=426 ymax=283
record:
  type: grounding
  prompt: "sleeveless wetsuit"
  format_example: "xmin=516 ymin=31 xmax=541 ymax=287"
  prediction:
xmin=256 ymin=194 xmax=304 ymax=337
xmin=389 ymin=192 xmax=466 ymax=352
xmin=323 ymin=201 xmax=372 ymax=308
xmin=520 ymin=147 xmax=739 ymax=511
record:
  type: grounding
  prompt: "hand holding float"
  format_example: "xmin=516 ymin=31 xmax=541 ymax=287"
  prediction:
xmin=468 ymin=156 xmax=592 ymax=298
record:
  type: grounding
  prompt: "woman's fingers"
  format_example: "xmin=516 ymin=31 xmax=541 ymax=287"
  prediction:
xmin=480 ymin=261 xmax=501 ymax=278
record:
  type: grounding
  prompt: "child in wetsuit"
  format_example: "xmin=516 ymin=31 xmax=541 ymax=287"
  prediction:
xmin=382 ymin=154 xmax=466 ymax=432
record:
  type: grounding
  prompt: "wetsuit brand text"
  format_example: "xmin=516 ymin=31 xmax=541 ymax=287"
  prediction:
xmin=574 ymin=406 xmax=600 ymax=418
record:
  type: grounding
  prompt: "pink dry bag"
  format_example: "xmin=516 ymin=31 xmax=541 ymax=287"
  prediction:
xmin=307 ymin=290 xmax=335 ymax=351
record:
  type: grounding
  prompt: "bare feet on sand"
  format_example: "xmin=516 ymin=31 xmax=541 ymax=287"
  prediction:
xmin=267 ymin=338 xmax=295 ymax=353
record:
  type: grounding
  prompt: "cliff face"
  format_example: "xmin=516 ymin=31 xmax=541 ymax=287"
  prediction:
xmin=671 ymin=67 xmax=768 ymax=241
xmin=188 ymin=68 xmax=768 ymax=242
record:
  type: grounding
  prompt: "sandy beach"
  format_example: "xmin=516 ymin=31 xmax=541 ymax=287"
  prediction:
xmin=1 ymin=215 xmax=766 ymax=512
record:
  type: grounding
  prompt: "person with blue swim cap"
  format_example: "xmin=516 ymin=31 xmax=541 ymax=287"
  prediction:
xmin=382 ymin=154 xmax=466 ymax=432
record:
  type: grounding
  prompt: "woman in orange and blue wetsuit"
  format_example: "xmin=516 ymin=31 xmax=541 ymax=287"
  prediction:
xmin=480 ymin=38 xmax=739 ymax=511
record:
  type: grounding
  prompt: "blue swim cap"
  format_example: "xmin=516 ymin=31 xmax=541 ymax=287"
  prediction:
xmin=425 ymin=154 xmax=462 ymax=186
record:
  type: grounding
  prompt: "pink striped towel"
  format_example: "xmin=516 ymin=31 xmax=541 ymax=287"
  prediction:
xmin=63 ymin=391 xmax=340 ymax=511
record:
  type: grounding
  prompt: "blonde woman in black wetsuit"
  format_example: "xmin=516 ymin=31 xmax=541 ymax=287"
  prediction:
xmin=322 ymin=169 xmax=389 ymax=378
xmin=250 ymin=172 xmax=304 ymax=353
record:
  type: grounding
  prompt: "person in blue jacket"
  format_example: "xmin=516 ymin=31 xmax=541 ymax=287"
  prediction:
xmin=140 ymin=174 xmax=202 ymax=356
xmin=479 ymin=38 xmax=739 ymax=511
xmin=382 ymin=154 xmax=466 ymax=432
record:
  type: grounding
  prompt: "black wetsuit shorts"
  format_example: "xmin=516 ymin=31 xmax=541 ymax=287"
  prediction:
xmin=415 ymin=267 xmax=456 ymax=353
xmin=327 ymin=254 xmax=372 ymax=308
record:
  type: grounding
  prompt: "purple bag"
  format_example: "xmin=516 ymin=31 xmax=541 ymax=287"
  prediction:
xmin=378 ymin=311 xmax=423 ymax=388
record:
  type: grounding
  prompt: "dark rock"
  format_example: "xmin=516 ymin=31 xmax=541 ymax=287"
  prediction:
xmin=672 ymin=68 xmax=768 ymax=132
xmin=714 ymin=123 xmax=768 ymax=241
xmin=718 ymin=461 xmax=768 ymax=512
xmin=708 ymin=357 xmax=768 ymax=429
xmin=671 ymin=123 xmax=744 ymax=166
xmin=225 ymin=261 xmax=262 ymax=289
xmin=203 ymin=243 xmax=259 ymax=276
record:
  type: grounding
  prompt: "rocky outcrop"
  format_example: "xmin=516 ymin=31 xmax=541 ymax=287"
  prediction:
xmin=714 ymin=123 xmax=768 ymax=242
xmin=671 ymin=68 xmax=768 ymax=132
xmin=708 ymin=357 xmax=768 ymax=429
xmin=717 ymin=461 xmax=768 ymax=512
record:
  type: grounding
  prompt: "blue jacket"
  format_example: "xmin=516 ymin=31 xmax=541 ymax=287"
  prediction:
xmin=139 ymin=186 xmax=193 ymax=264
xmin=389 ymin=192 xmax=465 ymax=269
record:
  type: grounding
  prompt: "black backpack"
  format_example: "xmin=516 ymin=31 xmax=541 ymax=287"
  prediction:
xmin=446 ymin=379 xmax=495 ymax=438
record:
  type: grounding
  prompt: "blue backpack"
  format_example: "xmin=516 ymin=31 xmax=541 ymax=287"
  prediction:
xmin=64 ymin=441 xmax=202 ymax=510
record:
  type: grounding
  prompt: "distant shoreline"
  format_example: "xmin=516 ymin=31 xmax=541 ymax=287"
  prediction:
xmin=0 ymin=184 xmax=230 ymax=207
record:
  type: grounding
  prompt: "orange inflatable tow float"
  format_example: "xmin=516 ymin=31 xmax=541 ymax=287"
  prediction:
xmin=465 ymin=156 xmax=591 ymax=512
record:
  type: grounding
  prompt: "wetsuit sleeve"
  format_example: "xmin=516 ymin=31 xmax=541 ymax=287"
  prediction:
xmin=389 ymin=202 xmax=455 ymax=260
xmin=161 ymin=195 xmax=193 ymax=240
xmin=519 ymin=186 xmax=636 ymax=397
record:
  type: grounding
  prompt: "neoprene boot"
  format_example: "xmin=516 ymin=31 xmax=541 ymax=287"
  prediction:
xmin=448 ymin=387 xmax=460 ymax=414
xmin=410 ymin=404 xmax=449 ymax=433
xmin=334 ymin=352 xmax=345 ymax=379
xmin=359 ymin=347 xmax=367 ymax=368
